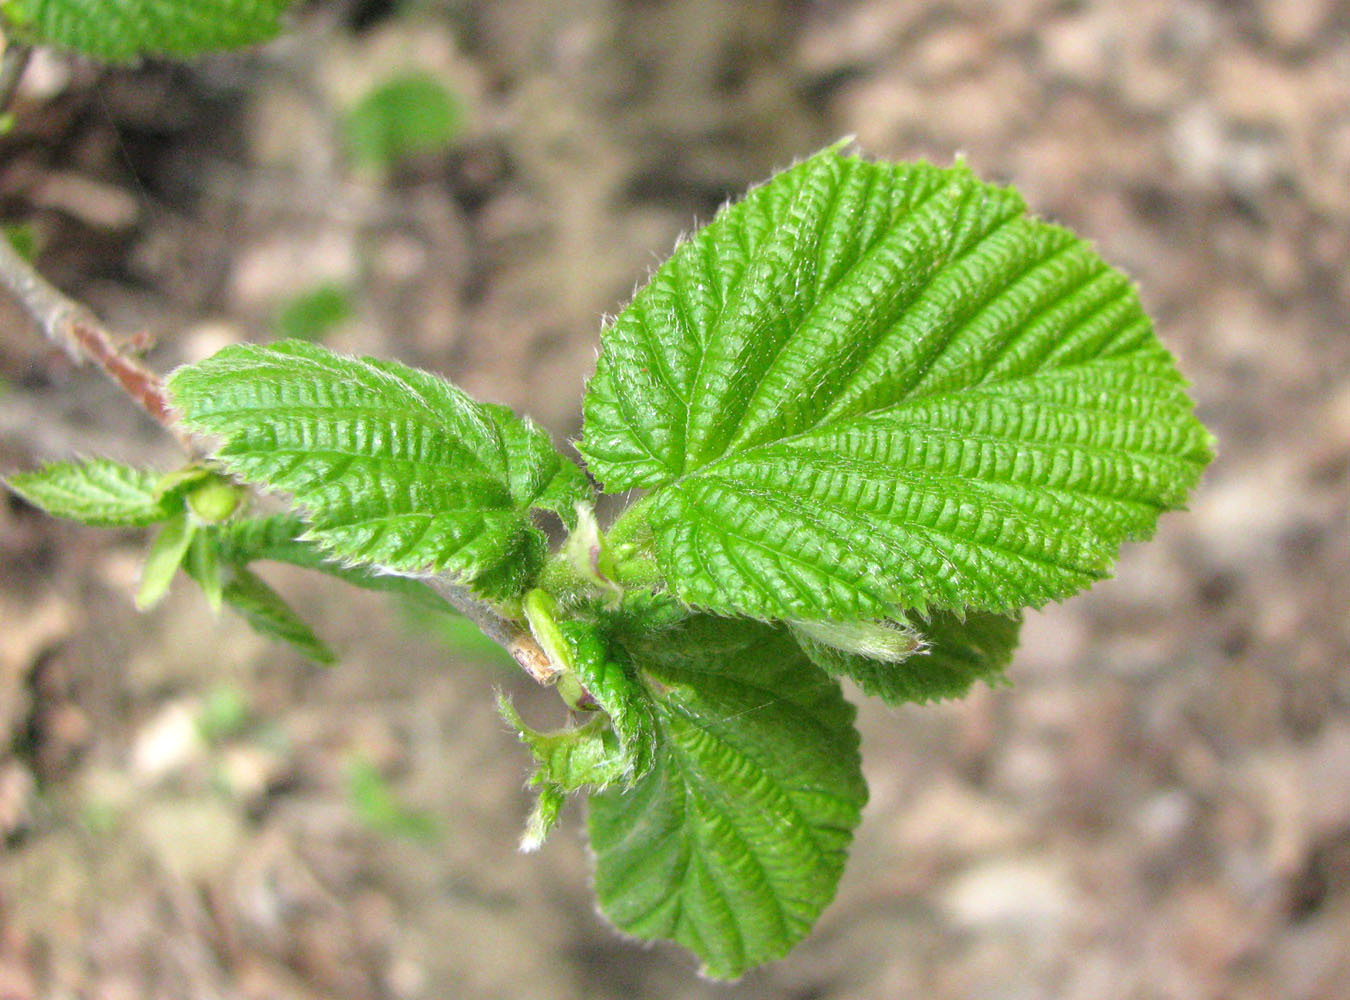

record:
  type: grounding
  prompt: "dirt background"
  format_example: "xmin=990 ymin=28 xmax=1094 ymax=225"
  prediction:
xmin=1 ymin=1 xmax=1348 ymax=997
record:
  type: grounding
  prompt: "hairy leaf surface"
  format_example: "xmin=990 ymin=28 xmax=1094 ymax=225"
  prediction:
xmin=582 ymin=148 xmax=1213 ymax=620
xmin=5 ymin=0 xmax=296 ymax=62
xmin=6 ymin=458 xmax=177 ymax=526
xmin=589 ymin=618 xmax=866 ymax=980
xmin=559 ymin=620 xmax=658 ymax=782
xmin=792 ymin=610 xmax=1020 ymax=704
xmin=169 ymin=341 xmax=591 ymax=599
xmin=216 ymin=514 xmax=444 ymax=606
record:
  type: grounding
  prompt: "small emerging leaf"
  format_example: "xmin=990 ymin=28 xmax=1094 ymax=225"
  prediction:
xmin=497 ymin=695 xmax=628 ymax=850
xmin=219 ymin=564 xmax=335 ymax=664
xmin=589 ymin=617 xmax=866 ymax=980
xmin=6 ymin=458 xmax=178 ymax=527
xmin=136 ymin=512 xmax=195 ymax=610
xmin=794 ymin=609 xmax=1021 ymax=704
xmin=499 ymin=617 xmax=658 ymax=849
xmin=186 ymin=530 xmax=224 ymax=613
xmin=169 ymin=341 xmax=592 ymax=599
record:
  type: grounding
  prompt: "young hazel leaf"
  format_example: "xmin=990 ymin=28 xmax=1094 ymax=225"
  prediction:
xmin=3 ymin=0 xmax=296 ymax=63
xmin=582 ymin=147 xmax=1214 ymax=622
xmin=168 ymin=341 xmax=592 ymax=599
xmin=217 ymin=564 xmax=336 ymax=664
xmin=136 ymin=511 xmax=195 ymax=610
xmin=557 ymin=619 xmax=658 ymax=783
xmin=6 ymin=458 xmax=178 ymax=527
xmin=588 ymin=617 xmax=867 ymax=980
xmin=216 ymin=513 xmax=446 ymax=607
xmin=186 ymin=529 xmax=224 ymax=613
xmin=792 ymin=610 xmax=1021 ymax=705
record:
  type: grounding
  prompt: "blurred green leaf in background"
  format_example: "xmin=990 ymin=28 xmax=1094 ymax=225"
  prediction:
xmin=343 ymin=71 xmax=464 ymax=170
xmin=273 ymin=282 xmax=353 ymax=342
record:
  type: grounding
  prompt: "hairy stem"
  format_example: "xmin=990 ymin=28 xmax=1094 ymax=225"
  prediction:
xmin=425 ymin=578 xmax=561 ymax=685
xmin=0 ymin=205 xmax=560 ymax=689
xmin=0 ymin=233 xmax=193 ymax=448
xmin=0 ymin=41 xmax=30 ymax=114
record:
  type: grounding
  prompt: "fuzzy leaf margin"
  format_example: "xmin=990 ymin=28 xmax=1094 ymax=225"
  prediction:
xmin=582 ymin=147 xmax=1214 ymax=622
xmin=168 ymin=341 xmax=592 ymax=600
xmin=6 ymin=458 xmax=177 ymax=527
xmin=589 ymin=617 xmax=866 ymax=980
xmin=791 ymin=610 xmax=1020 ymax=704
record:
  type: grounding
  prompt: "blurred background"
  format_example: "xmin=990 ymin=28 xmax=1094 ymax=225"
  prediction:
xmin=1 ymin=1 xmax=1347 ymax=997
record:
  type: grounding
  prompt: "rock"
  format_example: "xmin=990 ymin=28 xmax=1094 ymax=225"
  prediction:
xmin=135 ymin=797 xmax=245 ymax=883
xmin=1040 ymin=13 xmax=1114 ymax=88
xmin=1255 ymin=0 xmax=1333 ymax=51
xmin=130 ymin=700 xmax=205 ymax=784
xmin=941 ymin=856 xmax=1075 ymax=933
xmin=0 ymin=762 xmax=36 ymax=839
xmin=888 ymin=776 xmax=1032 ymax=858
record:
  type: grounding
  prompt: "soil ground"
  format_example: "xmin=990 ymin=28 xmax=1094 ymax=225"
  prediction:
xmin=1 ymin=1 xmax=1348 ymax=998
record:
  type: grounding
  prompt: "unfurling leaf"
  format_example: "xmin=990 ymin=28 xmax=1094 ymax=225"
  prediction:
xmin=499 ymin=615 xmax=658 ymax=849
xmin=589 ymin=617 xmax=866 ymax=980
xmin=169 ymin=340 xmax=592 ymax=599
xmin=789 ymin=617 xmax=924 ymax=663
xmin=217 ymin=564 xmax=336 ymax=664
xmin=583 ymin=148 xmax=1214 ymax=622
xmin=136 ymin=511 xmax=195 ymax=610
xmin=6 ymin=458 xmax=178 ymax=527
xmin=794 ymin=609 xmax=1021 ymax=704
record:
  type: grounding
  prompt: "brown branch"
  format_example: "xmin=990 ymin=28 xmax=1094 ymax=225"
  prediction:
xmin=426 ymin=578 xmax=560 ymax=685
xmin=0 ymin=56 xmax=559 ymax=684
xmin=0 ymin=233 xmax=193 ymax=449
xmin=0 ymin=42 xmax=30 ymax=115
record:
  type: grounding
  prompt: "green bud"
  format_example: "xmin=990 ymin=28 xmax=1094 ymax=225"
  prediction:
xmin=789 ymin=618 xmax=924 ymax=663
xmin=186 ymin=477 xmax=243 ymax=524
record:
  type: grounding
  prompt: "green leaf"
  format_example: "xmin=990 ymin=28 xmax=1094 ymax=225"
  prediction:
xmin=792 ymin=610 xmax=1020 ymax=704
xmin=588 ymin=617 xmax=866 ymax=980
xmin=558 ymin=619 xmax=658 ymax=782
xmin=498 ymin=615 xmax=658 ymax=850
xmin=186 ymin=529 xmax=224 ymax=613
xmin=4 ymin=0 xmax=296 ymax=63
xmin=582 ymin=147 xmax=1214 ymax=621
xmin=168 ymin=341 xmax=592 ymax=599
xmin=136 ymin=511 xmax=195 ymax=610
xmin=218 ymin=564 xmax=335 ymax=664
xmin=4 ymin=223 xmax=39 ymax=262
xmin=6 ymin=458 xmax=178 ymax=527
xmin=215 ymin=513 xmax=443 ymax=605
xmin=274 ymin=283 xmax=353 ymax=342
xmin=344 ymin=754 xmax=440 ymax=842
xmin=344 ymin=71 xmax=464 ymax=169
